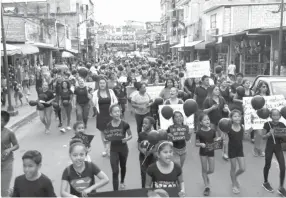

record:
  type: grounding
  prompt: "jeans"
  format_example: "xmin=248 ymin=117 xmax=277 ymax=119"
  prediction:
xmin=76 ymin=103 xmax=90 ymax=127
xmin=264 ymin=144 xmax=285 ymax=187
xmin=110 ymin=146 xmax=128 ymax=191
xmin=135 ymin=112 xmax=150 ymax=135
xmin=62 ymin=103 xmax=72 ymax=126
xmin=1 ymin=157 xmax=13 ymax=197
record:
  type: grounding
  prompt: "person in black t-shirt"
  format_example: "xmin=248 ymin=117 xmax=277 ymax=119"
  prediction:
xmin=146 ymin=141 xmax=185 ymax=197
xmin=229 ymin=73 xmax=243 ymax=99
xmin=262 ymin=109 xmax=286 ymax=196
xmin=104 ymin=104 xmax=132 ymax=191
xmin=194 ymin=75 xmax=211 ymax=110
xmin=12 ymin=150 xmax=56 ymax=197
xmin=59 ymin=80 xmax=73 ymax=133
xmin=61 ymin=140 xmax=109 ymax=197
xmin=138 ymin=116 xmax=156 ymax=188
xmin=196 ymin=114 xmax=218 ymax=196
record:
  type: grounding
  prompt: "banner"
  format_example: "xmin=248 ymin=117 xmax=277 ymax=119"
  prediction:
xmin=104 ymin=128 xmax=125 ymax=141
xmin=243 ymin=95 xmax=286 ymax=130
xmin=127 ymin=85 xmax=164 ymax=100
xmin=186 ymin=61 xmax=210 ymax=78
xmin=158 ymin=104 xmax=195 ymax=130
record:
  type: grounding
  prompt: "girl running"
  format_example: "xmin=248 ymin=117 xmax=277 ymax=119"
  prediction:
xmin=59 ymin=80 xmax=73 ymax=133
xmin=262 ymin=109 xmax=286 ymax=196
xmin=60 ymin=140 xmax=109 ymax=197
xmin=167 ymin=111 xmax=191 ymax=167
xmin=145 ymin=141 xmax=185 ymax=197
xmin=224 ymin=110 xmax=246 ymax=194
xmin=196 ymin=114 xmax=218 ymax=196
xmin=104 ymin=104 xmax=132 ymax=191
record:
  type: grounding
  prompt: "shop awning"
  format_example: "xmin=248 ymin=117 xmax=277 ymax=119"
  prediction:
xmin=13 ymin=44 xmax=39 ymax=54
xmin=1 ymin=43 xmax=22 ymax=56
xmin=62 ymin=51 xmax=74 ymax=58
xmin=170 ymin=43 xmax=181 ymax=48
xmin=156 ymin=42 xmax=168 ymax=46
xmin=195 ymin=40 xmax=217 ymax=50
xmin=62 ymin=48 xmax=78 ymax=54
xmin=32 ymin=43 xmax=58 ymax=50
xmin=171 ymin=40 xmax=203 ymax=48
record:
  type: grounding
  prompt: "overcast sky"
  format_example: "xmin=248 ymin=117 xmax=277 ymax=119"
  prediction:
xmin=95 ymin=0 xmax=161 ymax=25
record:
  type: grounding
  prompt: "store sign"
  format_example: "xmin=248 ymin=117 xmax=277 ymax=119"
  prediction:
xmin=3 ymin=16 xmax=25 ymax=42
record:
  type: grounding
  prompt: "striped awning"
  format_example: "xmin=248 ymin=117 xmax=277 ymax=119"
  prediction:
xmin=1 ymin=43 xmax=22 ymax=56
xmin=13 ymin=44 xmax=39 ymax=54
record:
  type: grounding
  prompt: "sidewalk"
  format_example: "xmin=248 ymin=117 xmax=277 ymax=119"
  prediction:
xmin=1 ymin=86 xmax=38 ymax=132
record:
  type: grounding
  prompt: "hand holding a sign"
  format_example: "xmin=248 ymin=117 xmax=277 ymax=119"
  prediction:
xmin=199 ymin=143 xmax=206 ymax=148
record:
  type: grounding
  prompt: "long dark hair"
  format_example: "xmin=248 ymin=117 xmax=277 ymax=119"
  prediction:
xmin=97 ymin=77 xmax=111 ymax=98
xmin=164 ymin=78 xmax=174 ymax=88
xmin=255 ymin=81 xmax=270 ymax=96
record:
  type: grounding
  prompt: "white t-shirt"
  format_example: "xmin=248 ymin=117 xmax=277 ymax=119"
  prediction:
xmin=228 ymin=64 xmax=236 ymax=75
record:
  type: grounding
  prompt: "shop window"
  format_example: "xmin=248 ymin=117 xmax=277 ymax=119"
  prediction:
xmin=244 ymin=54 xmax=263 ymax=76
xmin=210 ymin=14 xmax=217 ymax=29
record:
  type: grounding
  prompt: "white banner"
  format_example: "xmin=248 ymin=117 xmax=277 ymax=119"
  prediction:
xmin=186 ymin=61 xmax=210 ymax=78
xmin=85 ymin=82 xmax=96 ymax=91
xmin=243 ymin=95 xmax=286 ymax=130
xmin=127 ymin=85 xmax=164 ymax=100
xmin=159 ymin=104 xmax=195 ymax=130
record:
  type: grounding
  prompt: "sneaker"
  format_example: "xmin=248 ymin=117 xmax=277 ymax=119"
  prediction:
xmin=60 ymin=128 xmax=66 ymax=133
xmin=66 ymin=126 xmax=72 ymax=130
xmin=251 ymin=139 xmax=255 ymax=143
xmin=260 ymin=151 xmax=265 ymax=157
xmin=262 ymin=182 xmax=274 ymax=193
xmin=278 ymin=187 xmax=286 ymax=197
xmin=223 ymin=154 xmax=229 ymax=160
xmin=203 ymin=187 xmax=210 ymax=196
xmin=119 ymin=183 xmax=126 ymax=190
xmin=232 ymin=186 xmax=240 ymax=194
xmin=253 ymin=148 xmax=259 ymax=157
xmin=45 ymin=129 xmax=50 ymax=134
xmin=102 ymin=152 xmax=107 ymax=157
xmin=58 ymin=123 xmax=62 ymax=127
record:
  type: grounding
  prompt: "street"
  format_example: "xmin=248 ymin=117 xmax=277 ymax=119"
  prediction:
xmin=11 ymin=110 xmax=284 ymax=197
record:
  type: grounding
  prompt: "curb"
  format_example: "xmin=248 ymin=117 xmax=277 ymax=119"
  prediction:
xmin=8 ymin=111 xmax=38 ymax=132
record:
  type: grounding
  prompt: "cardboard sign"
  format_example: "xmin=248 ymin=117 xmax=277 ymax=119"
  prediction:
xmin=104 ymin=128 xmax=125 ymax=141
xmin=85 ymin=82 xmax=96 ymax=91
xmin=72 ymin=133 xmax=94 ymax=147
xmin=274 ymin=128 xmax=286 ymax=137
xmin=243 ymin=95 xmax=286 ymax=130
xmin=168 ymin=125 xmax=189 ymax=141
xmin=127 ymin=85 xmax=164 ymax=100
xmin=118 ymin=76 xmax=128 ymax=83
xmin=186 ymin=61 xmax=210 ymax=78
xmin=206 ymin=140 xmax=223 ymax=150
xmin=159 ymin=104 xmax=195 ymax=130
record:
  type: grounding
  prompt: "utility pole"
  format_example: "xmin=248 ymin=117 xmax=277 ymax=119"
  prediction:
xmin=277 ymin=0 xmax=284 ymax=75
xmin=86 ymin=5 xmax=89 ymax=61
xmin=1 ymin=6 xmax=18 ymax=116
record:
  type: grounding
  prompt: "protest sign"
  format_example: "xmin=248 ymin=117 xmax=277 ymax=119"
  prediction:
xmin=86 ymin=82 xmax=96 ymax=91
xmin=72 ymin=133 xmax=94 ymax=147
xmin=167 ymin=125 xmax=190 ymax=141
xmin=206 ymin=140 xmax=223 ymax=150
xmin=118 ymin=76 xmax=127 ymax=83
xmin=127 ymin=85 xmax=164 ymax=100
xmin=274 ymin=128 xmax=286 ymax=137
xmin=243 ymin=95 xmax=286 ymax=130
xmin=104 ymin=128 xmax=125 ymax=141
xmin=158 ymin=104 xmax=194 ymax=130
xmin=186 ymin=61 xmax=210 ymax=78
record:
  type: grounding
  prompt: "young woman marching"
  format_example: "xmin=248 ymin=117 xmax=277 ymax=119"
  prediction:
xmin=196 ymin=114 xmax=218 ymax=196
xmin=145 ymin=141 xmax=185 ymax=197
xmin=60 ymin=140 xmax=109 ymax=197
xmin=262 ymin=109 xmax=286 ymax=196
xmin=59 ymin=80 xmax=73 ymax=133
xmin=138 ymin=116 xmax=156 ymax=188
xmin=224 ymin=110 xmax=246 ymax=194
xmin=167 ymin=111 xmax=191 ymax=167
xmin=104 ymin=104 xmax=132 ymax=191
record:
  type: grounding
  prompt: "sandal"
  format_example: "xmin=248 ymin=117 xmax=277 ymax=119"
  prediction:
xmin=232 ymin=187 xmax=240 ymax=194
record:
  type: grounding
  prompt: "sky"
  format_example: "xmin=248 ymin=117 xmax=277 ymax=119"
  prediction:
xmin=95 ymin=0 xmax=161 ymax=26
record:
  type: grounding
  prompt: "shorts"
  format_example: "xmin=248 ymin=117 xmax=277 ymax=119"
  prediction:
xmin=199 ymin=148 xmax=215 ymax=157
xmin=228 ymin=146 xmax=244 ymax=159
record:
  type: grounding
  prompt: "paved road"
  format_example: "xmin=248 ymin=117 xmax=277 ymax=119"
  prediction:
xmin=11 ymin=110 xmax=284 ymax=197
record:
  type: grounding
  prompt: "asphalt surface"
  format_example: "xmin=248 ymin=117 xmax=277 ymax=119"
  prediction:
xmin=10 ymin=109 xmax=285 ymax=197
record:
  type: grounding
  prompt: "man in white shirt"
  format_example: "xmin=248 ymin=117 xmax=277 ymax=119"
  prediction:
xmin=228 ymin=61 xmax=236 ymax=77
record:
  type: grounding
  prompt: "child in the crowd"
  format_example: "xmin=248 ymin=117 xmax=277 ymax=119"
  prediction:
xmin=167 ymin=111 xmax=191 ymax=167
xmin=104 ymin=104 xmax=132 ymax=191
xmin=138 ymin=116 xmax=156 ymax=188
xmin=262 ymin=109 xmax=286 ymax=196
xmin=14 ymin=82 xmax=24 ymax=107
xmin=1 ymin=111 xmax=19 ymax=197
xmin=61 ymin=139 xmax=109 ymax=197
xmin=12 ymin=150 xmax=56 ymax=197
xmin=223 ymin=110 xmax=246 ymax=194
xmin=145 ymin=141 xmax=185 ymax=197
xmin=71 ymin=121 xmax=94 ymax=162
xmin=196 ymin=114 xmax=218 ymax=196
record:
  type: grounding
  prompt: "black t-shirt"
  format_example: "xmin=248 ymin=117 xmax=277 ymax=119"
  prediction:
xmin=195 ymin=86 xmax=211 ymax=109
xmin=263 ymin=122 xmax=286 ymax=146
xmin=196 ymin=129 xmax=216 ymax=155
xmin=74 ymin=86 xmax=89 ymax=104
xmin=231 ymin=82 xmax=242 ymax=94
xmin=167 ymin=124 xmax=189 ymax=149
xmin=12 ymin=174 xmax=56 ymax=197
xmin=38 ymin=90 xmax=54 ymax=107
xmin=147 ymin=162 xmax=182 ymax=189
xmin=61 ymin=89 xmax=73 ymax=101
xmin=61 ymin=162 xmax=101 ymax=197
xmin=203 ymin=97 xmax=227 ymax=125
xmin=105 ymin=120 xmax=130 ymax=152
xmin=138 ymin=131 xmax=155 ymax=164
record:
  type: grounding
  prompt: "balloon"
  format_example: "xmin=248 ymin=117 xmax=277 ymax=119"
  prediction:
xmin=140 ymin=140 xmax=150 ymax=149
xmin=236 ymin=86 xmax=245 ymax=97
xmin=183 ymin=99 xmax=198 ymax=117
xmin=52 ymin=102 xmax=59 ymax=109
xmin=37 ymin=103 xmax=45 ymax=111
xmin=62 ymin=100 xmax=70 ymax=107
xmin=78 ymin=67 xmax=88 ymax=78
xmin=257 ymin=107 xmax=270 ymax=119
xmin=251 ymin=95 xmax=265 ymax=110
xmin=178 ymin=90 xmax=185 ymax=99
xmin=218 ymin=118 xmax=232 ymax=133
xmin=281 ymin=106 xmax=286 ymax=120
xmin=158 ymin=129 xmax=168 ymax=141
xmin=215 ymin=66 xmax=223 ymax=74
xmin=147 ymin=130 xmax=160 ymax=145
xmin=179 ymin=72 xmax=184 ymax=78
xmin=118 ymin=65 xmax=123 ymax=71
xmin=154 ymin=98 xmax=163 ymax=106
xmin=29 ymin=100 xmax=38 ymax=107
xmin=91 ymin=74 xmax=99 ymax=82
xmin=161 ymin=106 xmax=173 ymax=120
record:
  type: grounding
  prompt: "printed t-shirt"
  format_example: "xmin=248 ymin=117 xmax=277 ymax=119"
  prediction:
xmin=131 ymin=92 xmax=151 ymax=115
xmin=196 ymin=129 xmax=216 ymax=156
xmin=74 ymin=86 xmax=89 ymax=104
xmin=147 ymin=162 xmax=182 ymax=189
xmin=264 ymin=122 xmax=286 ymax=146
xmin=62 ymin=162 xmax=101 ymax=197
xmin=38 ymin=90 xmax=54 ymax=107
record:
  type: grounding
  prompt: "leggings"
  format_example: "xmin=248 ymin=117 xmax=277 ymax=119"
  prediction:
xmin=54 ymin=107 xmax=62 ymax=124
xmin=76 ymin=103 xmax=90 ymax=127
xmin=135 ymin=112 xmax=150 ymax=135
xmin=264 ymin=144 xmax=285 ymax=187
xmin=110 ymin=146 xmax=129 ymax=191
xmin=1 ymin=157 xmax=13 ymax=197
xmin=62 ymin=103 xmax=72 ymax=126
